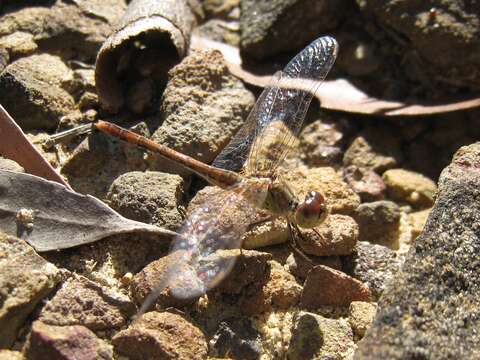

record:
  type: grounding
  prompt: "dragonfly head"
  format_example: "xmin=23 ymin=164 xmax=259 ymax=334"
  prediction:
xmin=294 ymin=190 xmax=328 ymax=228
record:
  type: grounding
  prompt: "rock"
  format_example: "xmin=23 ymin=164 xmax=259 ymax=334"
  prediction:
xmin=0 ymin=350 xmax=23 ymax=360
xmin=148 ymin=49 xmax=254 ymax=175
xmin=194 ymin=19 xmax=240 ymax=46
xmin=0 ymin=31 xmax=37 ymax=60
xmin=382 ymin=168 xmax=437 ymax=208
xmin=355 ymin=142 xmax=480 ymax=359
xmin=0 ymin=54 xmax=75 ymax=130
xmin=343 ymin=129 xmax=402 ymax=173
xmin=0 ymin=47 xmax=8 ymax=73
xmin=38 ymin=275 xmax=135 ymax=332
xmin=297 ymin=214 xmax=359 ymax=256
xmin=342 ymin=241 xmax=402 ymax=300
xmin=0 ymin=233 xmax=61 ymax=348
xmin=107 ymin=171 xmax=186 ymax=231
xmin=240 ymin=0 xmax=348 ymax=60
xmin=286 ymin=252 xmax=342 ymax=280
xmin=24 ymin=321 xmax=113 ymax=360
xmin=0 ymin=157 xmax=24 ymax=172
xmin=409 ymin=208 xmax=431 ymax=240
xmin=283 ymin=167 xmax=361 ymax=216
xmin=287 ymin=311 xmax=354 ymax=360
xmin=336 ymin=35 xmax=380 ymax=77
xmin=343 ymin=165 xmax=386 ymax=202
xmin=0 ymin=0 xmax=125 ymax=60
xmin=112 ymin=311 xmax=208 ymax=360
xmin=78 ymin=92 xmax=99 ymax=111
xmin=300 ymin=265 xmax=372 ymax=309
xmin=353 ymin=201 xmax=401 ymax=249
xmin=348 ymin=301 xmax=377 ymax=339
xmin=210 ymin=317 xmax=262 ymax=360
xmin=299 ymin=119 xmax=345 ymax=167
xmin=356 ymin=0 xmax=480 ymax=88
xmin=203 ymin=0 xmax=240 ymax=20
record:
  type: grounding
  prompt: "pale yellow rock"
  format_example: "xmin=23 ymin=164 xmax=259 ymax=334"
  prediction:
xmin=348 ymin=301 xmax=377 ymax=338
xmin=409 ymin=208 xmax=432 ymax=240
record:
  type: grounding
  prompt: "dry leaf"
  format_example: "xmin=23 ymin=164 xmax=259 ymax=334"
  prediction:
xmin=0 ymin=170 xmax=176 ymax=251
xmin=0 ymin=105 xmax=71 ymax=188
xmin=191 ymin=35 xmax=480 ymax=116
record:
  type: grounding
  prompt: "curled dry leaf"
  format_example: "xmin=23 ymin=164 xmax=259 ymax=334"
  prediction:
xmin=0 ymin=170 xmax=176 ymax=252
xmin=191 ymin=35 xmax=480 ymax=116
xmin=95 ymin=0 xmax=199 ymax=113
xmin=0 ymin=105 xmax=70 ymax=188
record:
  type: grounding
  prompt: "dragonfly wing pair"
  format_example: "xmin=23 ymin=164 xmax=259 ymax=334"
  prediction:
xmin=165 ymin=36 xmax=338 ymax=299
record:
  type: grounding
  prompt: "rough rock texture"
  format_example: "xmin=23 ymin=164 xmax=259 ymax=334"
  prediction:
xmin=300 ymin=265 xmax=372 ymax=308
xmin=0 ymin=54 xmax=75 ymax=130
xmin=0 ymin=0 xmax=125 ymax=60
xmin=107 ymin=171 xmax=185 ymax=231
xmin=343 ymin=130 xmax=403 ymax=173
xmin=287 ymin=311 xmax=354 ymax=360
xmin=38 ymin=276 xmax=135 ymax=332
xmin=382 ymin=168 xmax=437 ymax=208
xmin=0 ymin=158 xmax=25 ymax=173
xmin=297 ymin=214 xmax=359 ymax=256
xmin=0 ymin=31 xmax=37 ymax=60
xmin=284 ymin=167 xmax=361 ymax=216
xmin=343 ymin=165 xmax=386 ymax=202
xmin=342 ymin=241 xmax=402 ymax=300
xmin=0 ymin=350 xmax=23 ymax=360
xmin=355 ymin=143 xmax=480 ymax=359
xmin=356 ymin=0 xmax=480 ymax=88
xmin=148 ymin=49 xmax=254 ymax=174
xmin=240 ymin=0 xmax=349 ymax=60
xmin=348 ymin=301 xmax=377 ymax=339
xmin=112 ymin=311 xmax=208 ymax=360
xmin=353 ymin=201 xmax=400 ymax=249
xmin=24 ymin=321 xmax=113 ymax=360
xmin=0 ymin=233 xmax=61 ymax=348
xmin=286 ymin=252 xmax=342 ymax=280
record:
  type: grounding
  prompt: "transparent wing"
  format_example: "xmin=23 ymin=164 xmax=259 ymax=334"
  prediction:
xmin=212 ymin=36 xmax=338 ymax=177
xmin=165 ymin=181 xmax=268 ymax=299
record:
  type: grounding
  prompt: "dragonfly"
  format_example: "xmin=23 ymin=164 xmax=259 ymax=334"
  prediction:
xmin=94 ymin=36 xmax=338 ymax=309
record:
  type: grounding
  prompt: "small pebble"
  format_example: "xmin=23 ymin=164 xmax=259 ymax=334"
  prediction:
xmin=348 ymin=301 xmax=377 ymax=338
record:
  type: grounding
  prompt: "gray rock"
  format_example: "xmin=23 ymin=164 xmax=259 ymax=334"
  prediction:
xmin=148 ymin=49 xmax=254 ymax=175
xmin=24 ymin=321 xmax=113 ymax=360
xmin=38 ymin=275 xmax=135 ymax=332
xmin=343 ymin=165 xmax=386 ymax=202
xmin=240 ymin=0 xmax=348 ymax=60
xmin=0 ymin=54 xmax=75 ymax=130
xmin=287 ymin=311 xmax=354 ymax=360
xmin=112 ymin=311 xmax=208 ymax=360
xmin=355 ymin=143 xmax=480 ymax=359
xmin=356 ymin=0 xmax=480 ymax=88
xmin=0 ymin=233 xmax=61 ymax=348
xmin=342 ymin=241 xmax=402 ymax=300
xmin=107 ymin=171 xmax=186 ymax=231
xmin=353 ymin=201 xmax=400 ymax=248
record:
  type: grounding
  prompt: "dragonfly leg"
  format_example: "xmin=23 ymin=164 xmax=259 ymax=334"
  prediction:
xmin=287 ymin=221 xmax=313 ymax=265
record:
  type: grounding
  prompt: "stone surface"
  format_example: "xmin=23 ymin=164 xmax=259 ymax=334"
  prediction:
xmin=382 ymin=168 xmax=437 ymax=208
xmin=210 ymin=317 xmax=262 ymax=360
xmin=355 ymin=143 xmax=480 ymax=359
xmin=24 ymin=321 xmax=113 ymax=360
xmin=287 ymin=311 xmax=354 ymax=360
xmin=0 ymin=233 xmax=61 ymax=348
xmin=343 ymin=165 xmax=386 ymax=202
xmin=240 ymin=0 xmax=348 ymax=60
xmin=0 ymin=0 xmax=125 ymax=60
xmin=0 ymin=31 xmax=37 ymax=60
xmin=107 ymin=171 xmax=186 ymax=231
xmin=343 ymin=129 xmax=402 ymax=173
xmin=0 ymin=158 xmax=25 ymax=173
xmin=409 ymin=208 xmax=431 ymax=240
xmin=38 ymin=275 xmax=135 ymax=332
xmin=356 ymin=0 xmax=480 ymax=88
xmin=283 ymin=167 xmax=361 ymax=216
xmin=353 ymin=201 xmax=401 ymax=249
xmin=112 ymin=311 xmax=208 ymax=360
xmin=148 ymin=49 xmax=254 ymax=175
xmin=0 ymin=350 xmax=23 ymax=360
xmin=342 ymin=241 xmax=402 ymax=300
xmin=348 ymin=301 xmax=377 ymax=339
xmin=286 ymin=252 xmax=342 ymax=280
xmin=300 ymin=265 xmax=372 ymax=309
xmin=0 ymin=54 xmax=75 ymax=130
xmin=297 ymin=214 xmax=359 ymax=256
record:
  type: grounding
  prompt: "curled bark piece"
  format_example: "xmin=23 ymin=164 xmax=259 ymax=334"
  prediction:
xmin=95 ymin=0 xmax=199 ymax=113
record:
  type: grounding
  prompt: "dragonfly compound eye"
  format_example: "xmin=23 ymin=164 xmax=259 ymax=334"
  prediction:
xmin=295 ymin=191 xmax=328 ymax=228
